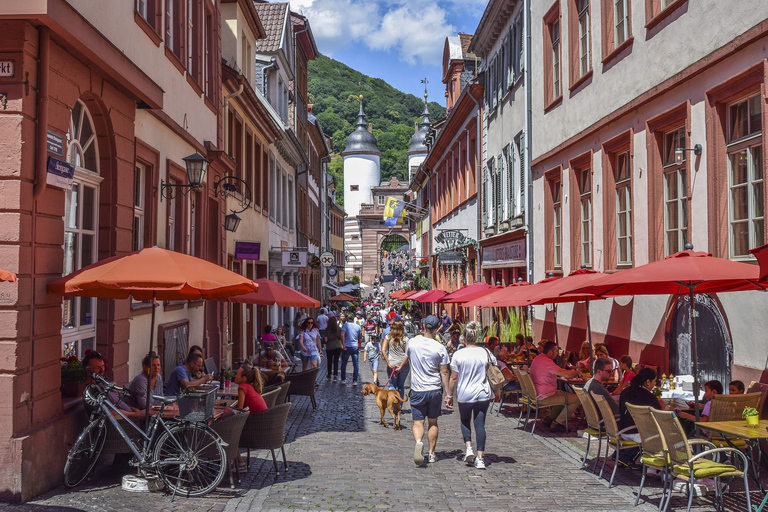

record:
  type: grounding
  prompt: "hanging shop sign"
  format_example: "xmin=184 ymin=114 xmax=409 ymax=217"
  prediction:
xmin=320 ymin=251 xmax=335 ymax=267
xmin=434 ymin=230 xmax=466 ymax=249
xmin=327 ymin=266 xmax=338 ymax=278
xmin=438 ymin=251 xmax=463 ymax=266
xmin=46 ymin=157 xmax=75 ymax=190
xmin=482 ymin=239 xmax=526 ymax=268
xmin=0 ymin=60 xmax=14 ymax=78
xmin=281 ymin=250 xmax=307 ymax=267
xmin=235 ymin=241 xmax=261 ymax=260
xmin=309 ymin=255 xmax=321 ymax=269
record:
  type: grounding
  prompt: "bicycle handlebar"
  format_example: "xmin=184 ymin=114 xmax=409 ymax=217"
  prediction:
xmin=88 ymin=371 xmax=131 ymax=397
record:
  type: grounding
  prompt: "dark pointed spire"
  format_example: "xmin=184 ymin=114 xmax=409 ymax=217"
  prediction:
xmin=343 ymin=95 xmax=380 ymax=156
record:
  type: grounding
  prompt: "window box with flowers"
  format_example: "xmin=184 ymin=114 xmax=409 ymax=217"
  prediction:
xmin=60 ymin=355 xmax=88 ymax=397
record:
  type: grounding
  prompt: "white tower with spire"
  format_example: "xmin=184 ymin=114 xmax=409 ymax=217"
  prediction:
xmin=343 ymin=97 xmax=380 ymax=277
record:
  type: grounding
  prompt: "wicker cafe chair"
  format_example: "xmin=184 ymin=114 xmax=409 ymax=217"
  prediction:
xmin=286 ymin=367 xmax=320 ymax=411
xmin=591 ymin=393 xmax=639 ymax=488
xmin=273 ymin=381 xmax=291 ymax=406
xmin=706 ymin=392 xmax=761 ymax=452
xmin=650 ymin=408 xmax=751 ymax=512
xmin=239 ymin=402 xmax=292 ymax=475
xmin=626 ymin=404 xmax=669 ymax=511
xmin=746 ymin=382 xmax=768 ymax=417
xmin=210 ymin=411 xmax=250 ymax=488
xmin=574 ymin=386 xmax=604 ymax=473
xmin=261 ymin=388 xmax=280 ymax=409
xmin=517 ymin=368 xmax=571 ymax=434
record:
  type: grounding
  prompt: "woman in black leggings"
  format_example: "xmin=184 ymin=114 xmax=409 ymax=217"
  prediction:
xmin=324 ymin=316 xmax=343 ymax=380
xmin=444 ymin=321 xmax=495 ymax=470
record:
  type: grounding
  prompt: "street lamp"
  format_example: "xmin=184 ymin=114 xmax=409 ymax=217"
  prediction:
xmin=160 ymin=151 xmax=210 ymax=200
xmin=213 ymin=175 xmax=252 ymax=234
xmin=224 ymin=212 xmax=242 ymax=233
xmin=674 ymin=143 xmax=702 ymax=165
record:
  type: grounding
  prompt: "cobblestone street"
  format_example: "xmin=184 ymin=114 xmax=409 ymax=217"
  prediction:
xmin=1 ymin=367 xmax=760 ymax=512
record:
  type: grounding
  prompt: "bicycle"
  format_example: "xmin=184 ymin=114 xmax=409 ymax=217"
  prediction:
xmin=64 ymin=373 xmax=227 ymax=497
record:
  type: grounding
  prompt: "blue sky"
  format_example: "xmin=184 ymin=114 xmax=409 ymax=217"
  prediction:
xmin=292 ymin=0 xmax=486 ymax=106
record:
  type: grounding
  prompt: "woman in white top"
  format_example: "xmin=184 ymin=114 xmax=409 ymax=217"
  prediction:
xmin=445 ymin=321 xmax=497 ymax=470
xmin=299 ymin=317 xmax=322 ymax=371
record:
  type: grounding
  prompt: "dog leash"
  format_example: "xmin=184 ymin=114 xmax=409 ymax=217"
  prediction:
xmin=382 ymin=367 xmax=398 ymax=388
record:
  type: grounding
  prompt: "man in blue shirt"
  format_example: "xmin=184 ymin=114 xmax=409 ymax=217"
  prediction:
xmin=340 ymin=315 xmax=362 ymax=385
xmin=165 ymin=352 xmax=213 ymax=396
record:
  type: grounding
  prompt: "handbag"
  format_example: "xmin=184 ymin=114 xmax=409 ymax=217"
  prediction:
xmin=484 ymin=348 xmax=505 ymax=393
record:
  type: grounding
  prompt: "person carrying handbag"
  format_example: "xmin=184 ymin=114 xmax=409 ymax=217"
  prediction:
xmin=445 ymin=321 xmax=499 ymax=470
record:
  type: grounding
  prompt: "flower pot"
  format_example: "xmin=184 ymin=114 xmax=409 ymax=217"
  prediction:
xmin=746 ymin=415 xmax=759 ymax=428
xmin=224 ymin=380 xmax=231 ymax=389
xmin=61 ymin=380 xmax=86 ymax=397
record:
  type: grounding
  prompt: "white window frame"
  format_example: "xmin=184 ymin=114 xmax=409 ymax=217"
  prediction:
xmin=615 ymin=150 xmax=633 ymax=266
xmin=577 ymin=0 xmax=591 ymax=77
xmin=134 ymin=162 xmax=146 ymax=252
xmin=552 ymin=18 xmax=561 ymax=99
xmin=614 ymin=0 xmax=629 ymax=47
xmin=552 ymin=179 xmax=562 ymax=269
xmin=378 ymin=195 xmax=385 ymax=205
xmin=136 ymin=0 xmax=147 ymax=18
xmin=662 ymin=127 xmax=688 ymax=256
xmin=727 ymin=92 xmax=763 ymax=259
xmin=580 ymin=168 xmax=592 ymax=267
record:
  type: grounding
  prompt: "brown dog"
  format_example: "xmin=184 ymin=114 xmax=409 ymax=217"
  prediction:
xmin=361 ymin=383 xmax=409 ymax=430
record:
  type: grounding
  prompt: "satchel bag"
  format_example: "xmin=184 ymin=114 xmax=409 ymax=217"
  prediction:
xmin=484 ymin=348 xmax=505 ymax=393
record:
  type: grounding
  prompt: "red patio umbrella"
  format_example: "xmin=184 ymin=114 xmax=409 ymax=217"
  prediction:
xmin=463 ymin=282 xmax=532 ymax=308
xmin=749 ymin=243 xmax=768 ymax=281
xmin=220 ymin=278 xmax=319 ymax=307
xmin=400 ymin=290 xmax=420 ymax=299
xmin=390 ymin=289 xmax=408 ymax=299
xmin=48 ymin=246 xmax=259 ymax=427
xmin=566 ymin=249 xmax=764 ymax=417
xmin=0 ymin=268 xmax=17 ymax=282
xmin=439 ymin=282 xmax=494 ymax=303
xmin=408 ymin=290 xmax=430 ymax=301
xmin=328 ymin=292 xmax=357 ymax=302
xmin=491 ymin=277 xmax=561 ymax=307
xmin=416 ymin=290 xmax=447 ymax=303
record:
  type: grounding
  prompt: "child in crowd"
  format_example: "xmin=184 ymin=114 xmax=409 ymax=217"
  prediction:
xmin=676 ymin=379 xmax=723 ymax=423
xmin=729 ymin=380 xmax=745 ymax=394
xmin=363 ymin=334 xmax=382 ymax=387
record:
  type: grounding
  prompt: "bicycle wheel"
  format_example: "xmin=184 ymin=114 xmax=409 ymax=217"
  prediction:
xmin=64 ymin=417 xmax=107 ymax=487
xmin=153 ymin=423 xmax=225 ymax=497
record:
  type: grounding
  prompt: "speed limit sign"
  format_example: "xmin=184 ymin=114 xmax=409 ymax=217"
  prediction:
xmin=320 ymin=251 xmax=335 ymax=267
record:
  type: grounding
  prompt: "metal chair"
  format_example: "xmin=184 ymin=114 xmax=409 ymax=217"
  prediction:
xmin=626 ymin=404 xmax=669 ymax=510
xmin=573 ymin=386 xmax=604 ymax=472
xmin=591 ymin=392 xmax=639 ymax=487
xmin=650 ymin=408 xmax=750 ymax=512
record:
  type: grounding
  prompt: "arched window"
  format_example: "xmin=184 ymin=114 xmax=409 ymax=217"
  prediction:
xmin=62 ymin=100 xmax=103 ymax=359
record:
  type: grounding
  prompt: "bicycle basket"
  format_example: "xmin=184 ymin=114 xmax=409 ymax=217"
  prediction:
xmin=177 ymin=385 xmax=217 ymax=421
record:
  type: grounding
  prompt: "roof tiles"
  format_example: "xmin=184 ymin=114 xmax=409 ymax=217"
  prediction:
xmin=253 ymin=2 xmax=288 ymax=52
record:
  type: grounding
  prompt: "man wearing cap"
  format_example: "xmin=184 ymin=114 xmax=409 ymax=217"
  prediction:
xmin=396 ymin=315 xmax=450 ymax=466
xmin=255 ymin=342 xmax=288 ymax=384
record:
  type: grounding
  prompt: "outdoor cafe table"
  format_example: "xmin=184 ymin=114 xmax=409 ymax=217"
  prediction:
xmin=695 ymin=419 xmax=768 ymax=495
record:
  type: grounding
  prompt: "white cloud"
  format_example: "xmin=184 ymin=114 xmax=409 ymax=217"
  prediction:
xmin=291 ymin=0 xmax=459 ymax=66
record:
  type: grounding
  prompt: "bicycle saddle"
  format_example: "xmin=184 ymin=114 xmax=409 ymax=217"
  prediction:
xmin=154 ymin=395 xmax=177 ymax=405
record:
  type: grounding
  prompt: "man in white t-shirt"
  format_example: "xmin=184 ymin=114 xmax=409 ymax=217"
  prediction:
xmin=397 ymin=315 xmax=450 ymax=466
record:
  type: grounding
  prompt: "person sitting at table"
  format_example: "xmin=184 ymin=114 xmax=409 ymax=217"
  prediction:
xmin=187 ymin=345 xmax=205 ymax=379
xmin=594 ymin=344 xmax=620 ymax=380
xmin=617 ymin=368 xmax=664 ymax=464
xmin=585 ymin=357 xmax=619 ymax=416
xmin=529 ymin=341 xmax=582 ymax=432
xmin=233 ymin=361 xmax=267 ymax=469
xmin=126 ymin=352 xmax=163 ymax=410
xmin=255 ymin=342 xmax=288 ymax=385
xmin=83 ymin=351 xmax=140 ymax=416
xmin=165 ymin=352 xmax=213 ymax=396
xmin=611 ymin=356 xmax=636 ymax=396
xmin=729 ymin=380 xmax=745 ymax=395
xmin=676 ymin=379 xmax=723 ymax=424
xmin=575 ymin=341 xmax=592 ymax=369
xmin=524 ymin=336 xmax=539 ymax=357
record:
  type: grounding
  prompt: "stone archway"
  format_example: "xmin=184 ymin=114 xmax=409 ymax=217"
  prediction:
xmin=379 ymin=234 xmax=409 ymax=281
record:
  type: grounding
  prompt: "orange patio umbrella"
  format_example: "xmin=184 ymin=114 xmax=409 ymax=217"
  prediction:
xmin=48 ymin=246 xmax=259 ymax=427
xmin=438 ymin=282 xmax=495 ymax=303
xmin=328 ymin=292 xmax=357 ymax=302
xmin=220 ymin=278 xmax=319 ymax=307
xmin=0 ymin=268 xmax=17 ymax=282
xmin=463 ymin=281 xmax=532 ymax=308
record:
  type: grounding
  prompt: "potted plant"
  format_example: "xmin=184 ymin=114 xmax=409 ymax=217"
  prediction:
xmin=223 ymin=368 xmax=236 ymax=389
xmin=60 ymin=355 xmax=87 ymax=397
xmin=743 ymin=406 xmax=760 ymax=427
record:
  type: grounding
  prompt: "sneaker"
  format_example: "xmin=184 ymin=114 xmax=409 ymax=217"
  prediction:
xmin=463 ymin=447 xmax=476 ymax=464
xmin=414 ymin=441 xmax=424 ymax=465
xmin=332 ymin=375 xmax=337 ymax=381
xmin=427 ymin=453 xmax=437 ymax=463
xmin=352 ymin=380 xmax=359 ymax=386
xmin=326 ymin=375 xmax=331 ymax=380
xmin=474 ymin=457 xmax=486 ymax=469
xmin=340 ymin=379 xmax=347 ymax=385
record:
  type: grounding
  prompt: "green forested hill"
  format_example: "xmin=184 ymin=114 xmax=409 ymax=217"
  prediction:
xmin=308 ymin=54 xmax=446 ymax=207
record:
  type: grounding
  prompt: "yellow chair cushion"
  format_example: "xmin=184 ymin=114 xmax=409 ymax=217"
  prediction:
xmin=584 ymin=427 xmax=602 ymax=436
xmin=709 ymin=437 xmax=747 ymax=448
xmin=673 ymin=459 xmax=740 ymax=478
xmin=609 ymin=438 xmax=639 ymax=447
xmin=640 ymin=454 xmax=667 ymax=468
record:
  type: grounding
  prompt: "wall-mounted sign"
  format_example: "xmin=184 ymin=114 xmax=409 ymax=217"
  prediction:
xmin=327 ymin=266 xmax=338 ymax=277
xmin=482 ymin=239 xmax=526 ymax=268
xmin=235 ymin=241 xmax=261 ymax=260
xmin=438 ymin=251 xmax=463 ymax=265
xmin=281 ymin=250 xmax=307 ymax=267
xmin=435 ymin=230 xmax=466 ymax=248
xmin=0 ymin=60 xmax=14 ymax=78
xmin=46 ymin=157 xmax=75 ymax=190
xmin=47 ymin=131 xmax=64 ymax=157
xmin=309 ymin=255 xmax=321 ymax=269
xmin=320 ymin=251 xmax=335 ymax=267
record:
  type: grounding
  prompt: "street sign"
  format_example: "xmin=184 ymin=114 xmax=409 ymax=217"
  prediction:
xmin=327 ymin=267 xmax=338 ymax=277
xmin=320 ymin=251 xmax=335 ymax=267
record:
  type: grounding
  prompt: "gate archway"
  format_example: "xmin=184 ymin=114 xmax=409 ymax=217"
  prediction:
xmin=379 ymin=234 xmax=409 ymax=280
